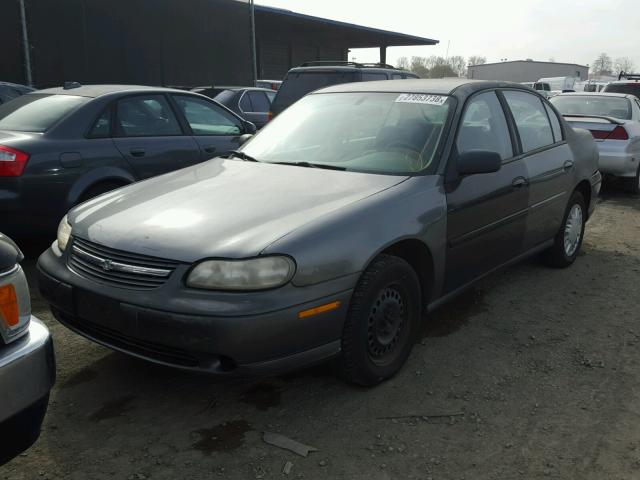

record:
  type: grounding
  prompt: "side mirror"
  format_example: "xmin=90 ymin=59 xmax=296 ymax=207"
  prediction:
xmin=242 ymin=120 xmax=257 ymax=135
xmin=238 ymin=133 xmax=254 ymax=146
xmin=457 ymin=150 xmax=502 ymax=176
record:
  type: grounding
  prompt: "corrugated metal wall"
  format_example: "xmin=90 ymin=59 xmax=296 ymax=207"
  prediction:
xmin=2 ymin=0 xmax=253 ymax=88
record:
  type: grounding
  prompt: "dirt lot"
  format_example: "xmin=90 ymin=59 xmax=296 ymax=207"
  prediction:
xmin=2 ymin=186 xmax=640 ymax=480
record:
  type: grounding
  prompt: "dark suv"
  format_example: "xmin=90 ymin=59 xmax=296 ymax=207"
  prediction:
xmin=603 ymin=72 xmax=640 ymax=99
xmin=270 ymin=62 xmax=419 ymax=117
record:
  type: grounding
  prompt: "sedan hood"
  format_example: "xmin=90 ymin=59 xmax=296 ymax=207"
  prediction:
xmin=70 ymin=159 xmax=407 ymax=262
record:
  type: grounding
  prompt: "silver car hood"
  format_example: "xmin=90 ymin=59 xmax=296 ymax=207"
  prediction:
xmin=69 ymin=158 xmax=407 ymax=262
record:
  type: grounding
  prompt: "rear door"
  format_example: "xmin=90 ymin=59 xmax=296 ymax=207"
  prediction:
xmin=238 ymin=91 xmax=272 ymax=129
xmin=112 ymin=93 xmax=200 ymax=178
xmin=171 ymin=94 xmax=244 ymax=160
xmin=444 ymin=91 xmax=529 ymax=292
xmin=502 ymin=90 xmax=573 ymax=249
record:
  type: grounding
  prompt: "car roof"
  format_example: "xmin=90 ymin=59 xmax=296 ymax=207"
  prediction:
xmin=554 ymin=92 xmax=635 ymax=99
xmin=608 ymin=79 xmax=640 ymax=84
xmin=0 ymin=81 xmax=34 ymax=92
xmin=288 ymin=65 xmax=408 ymax=74
xmin=33 ymin=84 xmax=187 ymax=98
xmin=315 ymin=78 xmax=532 ymax=96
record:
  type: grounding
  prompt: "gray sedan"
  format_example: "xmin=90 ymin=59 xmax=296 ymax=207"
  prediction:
xmin=38 ymin=79 xmax=601 ymax=386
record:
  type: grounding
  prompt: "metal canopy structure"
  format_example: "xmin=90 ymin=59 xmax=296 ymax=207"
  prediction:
xmin=254 ymin=5 xmax=438 ymax=78
xmin=3 ymin=0 xmax=437 ymax=88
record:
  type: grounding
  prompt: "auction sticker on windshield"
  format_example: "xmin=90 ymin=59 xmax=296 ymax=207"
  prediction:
xmin=395 ymin=94 xmax=448 ymax=106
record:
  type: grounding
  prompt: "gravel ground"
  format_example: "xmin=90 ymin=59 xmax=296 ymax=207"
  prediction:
xmin=2 ymin=185 xmax=640 ymax=480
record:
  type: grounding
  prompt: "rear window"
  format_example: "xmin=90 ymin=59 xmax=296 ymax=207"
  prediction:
xmin=0 ymin=94 xmax=88 ymax=132
xmin=273 ymin=71 xmax=358 ymax=112
xmin=550 ymin=95 xmax=632 ymax=120
xmin=604 ymin=83 xmax=640 ymax=99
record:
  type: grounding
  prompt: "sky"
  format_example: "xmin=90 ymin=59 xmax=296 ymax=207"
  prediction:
xmin=255 ymin=0 xmax=640 ymax=70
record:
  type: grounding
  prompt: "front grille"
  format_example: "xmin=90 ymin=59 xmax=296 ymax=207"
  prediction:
xmin=68 ymin=237 xmax=179 ymax=290
xmin=53 ymin=308 xmax=200 ymax=367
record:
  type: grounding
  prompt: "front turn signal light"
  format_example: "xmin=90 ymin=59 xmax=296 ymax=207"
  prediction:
xmin=0 ymin=284 xmax=19 ymax=327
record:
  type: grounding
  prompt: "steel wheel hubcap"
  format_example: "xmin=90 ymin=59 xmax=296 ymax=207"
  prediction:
xmin=367 ymin=287 xmax=406 ymax=362
xmin=564 ymin=204 xmax=583 ymax=257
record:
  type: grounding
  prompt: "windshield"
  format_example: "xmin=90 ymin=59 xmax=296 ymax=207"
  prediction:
xmin=551 ymin=95 xmax=632 ymax=120
xmin=243 ymin=92 xmax=453 ymax=174
xmin=0 ymin=93 xmax=88 ymax=132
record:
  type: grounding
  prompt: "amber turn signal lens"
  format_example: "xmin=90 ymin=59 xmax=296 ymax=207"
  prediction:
xmin=298 ymin=301 xmax=341 ymax=319
xmin=0 ymin=284 xmax=19 ymax=327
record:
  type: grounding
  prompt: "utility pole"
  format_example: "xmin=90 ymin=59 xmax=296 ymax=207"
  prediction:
xmin=18 ymin=0 xmax=33 ymax=86
xmin=250 ymin=0 xmax=257 ymax=85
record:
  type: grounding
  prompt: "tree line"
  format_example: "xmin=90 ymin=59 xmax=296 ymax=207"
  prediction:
xmin=396 ymin=55 xmax=487 ymax=78
xmin=592 ymin=53 xmax=635 ymax=77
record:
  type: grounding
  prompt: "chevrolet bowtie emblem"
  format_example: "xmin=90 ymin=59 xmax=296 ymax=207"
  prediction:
xmin=101 ymin=259 xmax=114 ymax=271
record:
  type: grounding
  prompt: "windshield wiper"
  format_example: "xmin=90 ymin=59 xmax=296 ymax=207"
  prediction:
xmin=274 ymin=161 xmax=346 ymax=171
xmin=227 ymin=150 xmax=260 ymax=162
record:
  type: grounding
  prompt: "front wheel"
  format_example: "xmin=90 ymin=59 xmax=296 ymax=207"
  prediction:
xmin=541 ymin=191 xmax=586 ymax=268
xmin=339 ymin=254 xmax=421 ymax=386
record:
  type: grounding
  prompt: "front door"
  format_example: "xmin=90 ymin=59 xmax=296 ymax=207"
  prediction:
xmin=112 ymin=93 xmax=200 ymax=178
xmin=444 ymin=91 xmax=529 ymax=293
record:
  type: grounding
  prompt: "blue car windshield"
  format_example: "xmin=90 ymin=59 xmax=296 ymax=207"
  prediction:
xmin=242 ymin=92 xmax=453 ymax=174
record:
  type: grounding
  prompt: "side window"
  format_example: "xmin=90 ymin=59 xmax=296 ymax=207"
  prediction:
xmin=247 ymin=92 xmax=270 ymax=113
xmin=173 ymin=95 xmax=242 ymax=136
xmin=544 ymin=103 xmax=563 ymax=142
xmin=89 ymin=108 xmax=111 ymax=138
xmin=115 ymin=95 xmax=181 ymax=137
xmin=239 ymin=93 xmax=252 ymax=112
xmin=503 ymin=91 xmax=555 ymax=152
xmin=391 ymin=74 xmax=403 ymax=80
xmin=456 ymin=91 xmax=513 ymax=161
xmin=361 ymin=72 xmax=389 ymax=81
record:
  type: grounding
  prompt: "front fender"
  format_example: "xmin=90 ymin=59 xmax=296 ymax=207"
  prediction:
xmin=263 ymin=175 xmax=447 ymax=295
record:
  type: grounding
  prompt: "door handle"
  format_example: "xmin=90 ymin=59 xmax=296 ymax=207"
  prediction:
xmin=512 ymin=177 xmax=528 ymax=188
xmin=203 ymin=146 xmax=217 ymax=154
xmin=563 ymin=160 xmax=574 ymax=171
xmin=130 ymin=148 xmax=146 ymax=157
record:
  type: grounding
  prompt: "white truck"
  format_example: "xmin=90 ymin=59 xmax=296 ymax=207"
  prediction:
xmin=537 ymin=77 xmax=577 ymax=95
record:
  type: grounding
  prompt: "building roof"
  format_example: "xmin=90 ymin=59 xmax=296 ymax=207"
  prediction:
xmin=469 ymin=60 xmax=589 ymax=68
xmin=255 ymin=5 xmax=438 ymax=48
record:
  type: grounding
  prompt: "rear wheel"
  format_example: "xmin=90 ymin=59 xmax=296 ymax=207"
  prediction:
xmin=541 ymin=191 xmax=586 ymax=268
xmin=339 ymin=254 xmax=421 ymax=386
xmin=622 ymin=164 xmax=640 ymax=194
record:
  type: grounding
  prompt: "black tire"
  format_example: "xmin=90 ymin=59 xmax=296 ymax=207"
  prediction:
xmin=78 ymin=181 xmax=126 ymax=204
xmin=339 ymin=254 xmax=421 ymax=386
xmin=541 ymin=190 xmax=586 ymax=268
xmin=622 ymin=164 xmax=640 ymax=194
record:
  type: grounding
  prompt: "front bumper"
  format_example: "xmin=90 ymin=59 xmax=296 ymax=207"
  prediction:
xmin=0 ymin=318 xmax=55 ymax=424
xmin=38 ymin=247 xmax=355 ymax=375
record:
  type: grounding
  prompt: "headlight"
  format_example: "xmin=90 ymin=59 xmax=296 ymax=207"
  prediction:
xmin=186 ymin=256 xmax=296 ymax=291
xmin=57 ymin=215 xmax=71 ymax=251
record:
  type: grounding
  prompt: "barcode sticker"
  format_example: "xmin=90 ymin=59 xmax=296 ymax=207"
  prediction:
xmin=395 ymin=94 xmax=448 ymax=105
